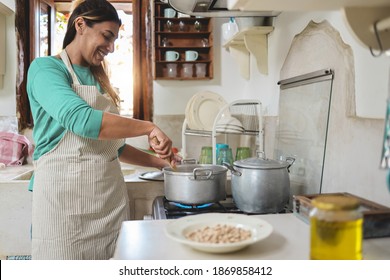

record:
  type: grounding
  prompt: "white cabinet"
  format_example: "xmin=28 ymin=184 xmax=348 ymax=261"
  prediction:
xmin=223 ymin=26 xmax=274 ymax=79
xmin=182 ymin=100 xmax=264 ymax=164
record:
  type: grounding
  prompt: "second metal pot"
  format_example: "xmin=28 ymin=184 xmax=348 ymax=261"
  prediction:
xmin=163 ymin=164 xmax=228 ymax=205
xmin=224 ymin=154 xmax=295 ymax=214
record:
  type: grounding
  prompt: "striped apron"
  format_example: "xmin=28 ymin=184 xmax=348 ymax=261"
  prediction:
xmin=31 ymin=50 xmax=130 ymax=260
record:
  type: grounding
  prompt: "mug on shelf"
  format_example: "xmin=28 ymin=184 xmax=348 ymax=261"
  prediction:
xmin=165 ymin=51 xmax=180 ymax=61
xmin=185 ymin=50 xmax=198 ymax=61
xmin=164 ymin=8 xmax=176 ymax=18
xmin=182 ymin=63 xmax=193 ymax=78
xmin=195 ymin=63 xmax=207 ymax=77
xmin=166 ymin=63 xmax=177 ymax=78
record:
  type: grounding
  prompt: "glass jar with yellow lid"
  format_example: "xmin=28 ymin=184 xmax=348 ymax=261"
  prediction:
xmin=310 ymin=195 xmax=363 ymax=260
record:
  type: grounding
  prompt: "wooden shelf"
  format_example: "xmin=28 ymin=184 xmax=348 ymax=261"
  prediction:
xmin=223 ymin=26 xmax=274 ymax=79
xmin=153 ymin=0 xmax=214 ymax=80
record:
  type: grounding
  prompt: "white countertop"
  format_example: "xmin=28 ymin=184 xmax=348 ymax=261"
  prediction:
xmin=112 ymin=213 xmax=390 ymax=260
xmin=0 ymin=164 xmax=33 ymax=182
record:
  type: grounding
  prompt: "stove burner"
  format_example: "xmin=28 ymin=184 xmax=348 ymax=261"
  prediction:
xmin=151 ymin=196 xmax=292 ymax=220
xmin=171 ymin=202 xmax=214 ymax=209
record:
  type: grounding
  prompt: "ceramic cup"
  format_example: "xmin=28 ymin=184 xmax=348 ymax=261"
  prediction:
xmin=185 ymin=50 xmax=198 ymax=61
xmin=164 ymin=8 xmax=176 ymax=18
xmin=182 ymin=63 xmax=193 ymax=78
xmin=166 ymin=63 xmax=177 ymax=78
xmin=195 ymin=63 xmax=206 ymax=77
xmin=165 ymin=51 xmax=180 ymax=61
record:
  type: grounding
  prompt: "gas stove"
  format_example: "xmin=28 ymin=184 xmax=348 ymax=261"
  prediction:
xmin=151 ymin=196 xmax=291 ymax=220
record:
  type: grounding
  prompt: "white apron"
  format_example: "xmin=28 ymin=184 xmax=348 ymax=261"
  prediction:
xmin=31 ymin=50 xmax=130 ymax=260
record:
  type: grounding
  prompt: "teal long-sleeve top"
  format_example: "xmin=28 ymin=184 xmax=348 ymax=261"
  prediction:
xmin=27 ymin=55 xmax=124 ymax=190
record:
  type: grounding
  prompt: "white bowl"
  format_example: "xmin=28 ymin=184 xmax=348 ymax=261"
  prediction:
xmin=164 ymin=213 xmax=273 ymax=253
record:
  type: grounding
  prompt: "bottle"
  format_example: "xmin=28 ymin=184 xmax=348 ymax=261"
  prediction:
xmin=309 ymin=195 xmax=363 ymax=260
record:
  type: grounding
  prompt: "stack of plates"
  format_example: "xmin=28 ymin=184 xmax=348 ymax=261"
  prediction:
xmin=185 ymin=91 xmax=227 ymax=131
xmin=216 ymin=124 xmax=245 ymax=133
xmin=216 ymin=113 xmax=244 ymax=133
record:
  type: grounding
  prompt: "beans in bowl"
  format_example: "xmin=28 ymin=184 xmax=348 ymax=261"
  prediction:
xmin=184 ymin=224 xmax=252 ymax=244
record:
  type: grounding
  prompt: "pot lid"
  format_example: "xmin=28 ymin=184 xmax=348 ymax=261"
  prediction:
xmin=233 ymin=156 xmax=290 ymax=169
xmin=163 ymin=164 xmax=228 ymax=175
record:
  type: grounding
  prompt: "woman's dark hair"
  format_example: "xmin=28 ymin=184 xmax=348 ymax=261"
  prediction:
xmin=63 ymin=0 xmax=121 ymax=49
xmin=63 ymin=0 xmax=122 ymax=107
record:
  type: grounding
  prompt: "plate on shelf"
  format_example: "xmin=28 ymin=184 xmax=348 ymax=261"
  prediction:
xmin=190 ymin=91 xmax=227 ymax=131
xmin=216 ymin=126 xmax=245 ymax=134
xmin=164 ymin=213 xmax=273 ymax=253
xmin=185 ymin=94 xmax=199 ymax=130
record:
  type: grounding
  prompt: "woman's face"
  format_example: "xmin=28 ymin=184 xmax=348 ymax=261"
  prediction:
xmin=77 ymin=19 xmax=119 ymax=67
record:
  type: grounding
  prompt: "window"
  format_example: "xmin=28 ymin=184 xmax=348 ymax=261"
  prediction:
xmin=16 ymin=0 xmax=153 ymax=131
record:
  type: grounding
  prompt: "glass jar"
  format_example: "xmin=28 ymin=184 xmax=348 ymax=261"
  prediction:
xmin=310 ymin=195 xmax=363 ymax=260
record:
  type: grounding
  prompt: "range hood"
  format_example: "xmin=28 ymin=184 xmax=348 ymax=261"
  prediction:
xmin=167 ymin=0 xmax=281 ymax=18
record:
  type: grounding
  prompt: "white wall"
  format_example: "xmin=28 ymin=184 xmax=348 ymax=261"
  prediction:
xmin=0 ymin=0 xmax=16 ymax=117
xmin=0 ymin=0 xmax=14 ymax=14
xmin=154 ymin=11 xmax=389 ymax=119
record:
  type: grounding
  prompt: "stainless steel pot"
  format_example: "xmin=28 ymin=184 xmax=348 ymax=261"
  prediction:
xmin=224 ymin=153 xmax=295 ymax=213
xmin=163 ymin=164 xmax=228 ymax=204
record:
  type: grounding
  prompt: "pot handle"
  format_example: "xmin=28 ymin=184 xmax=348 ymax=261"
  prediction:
xmin=193 ymin=168 xmax=213 ymax=180
xmin=222 ymin=162 xmax=242 ymax=176
xmin=286 ymin=157 xmax=295 ymax=173
xmin=181 ymin=158 xmax=197 ymax=164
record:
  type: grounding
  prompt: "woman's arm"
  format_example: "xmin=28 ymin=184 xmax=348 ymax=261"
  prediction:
xmin=99 ymin=112 xmax=173 ymax=160
xmin=118 ymin=144 xmax=171 ymax=169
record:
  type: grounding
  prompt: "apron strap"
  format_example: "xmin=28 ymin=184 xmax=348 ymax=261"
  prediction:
xmin=60 ymin=49 xmax=81 ymax=86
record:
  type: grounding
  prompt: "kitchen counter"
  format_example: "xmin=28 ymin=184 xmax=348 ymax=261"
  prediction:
xmin=112 ymin=213 xmax=390 ymax=260
xmin=0 ymin=164 xmax=33 ymax=182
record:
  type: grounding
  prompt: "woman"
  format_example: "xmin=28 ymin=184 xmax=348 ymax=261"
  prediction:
xmin=27 ymin=0 xmax=176 ymax=260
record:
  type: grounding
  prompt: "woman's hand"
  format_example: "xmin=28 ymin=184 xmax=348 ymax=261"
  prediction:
xmin=148 ymin=127 xmax=173 ymax=161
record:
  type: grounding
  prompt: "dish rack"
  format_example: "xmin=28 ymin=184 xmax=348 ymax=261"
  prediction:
xmin=182 ymin=99 xmax=264 ymax=164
